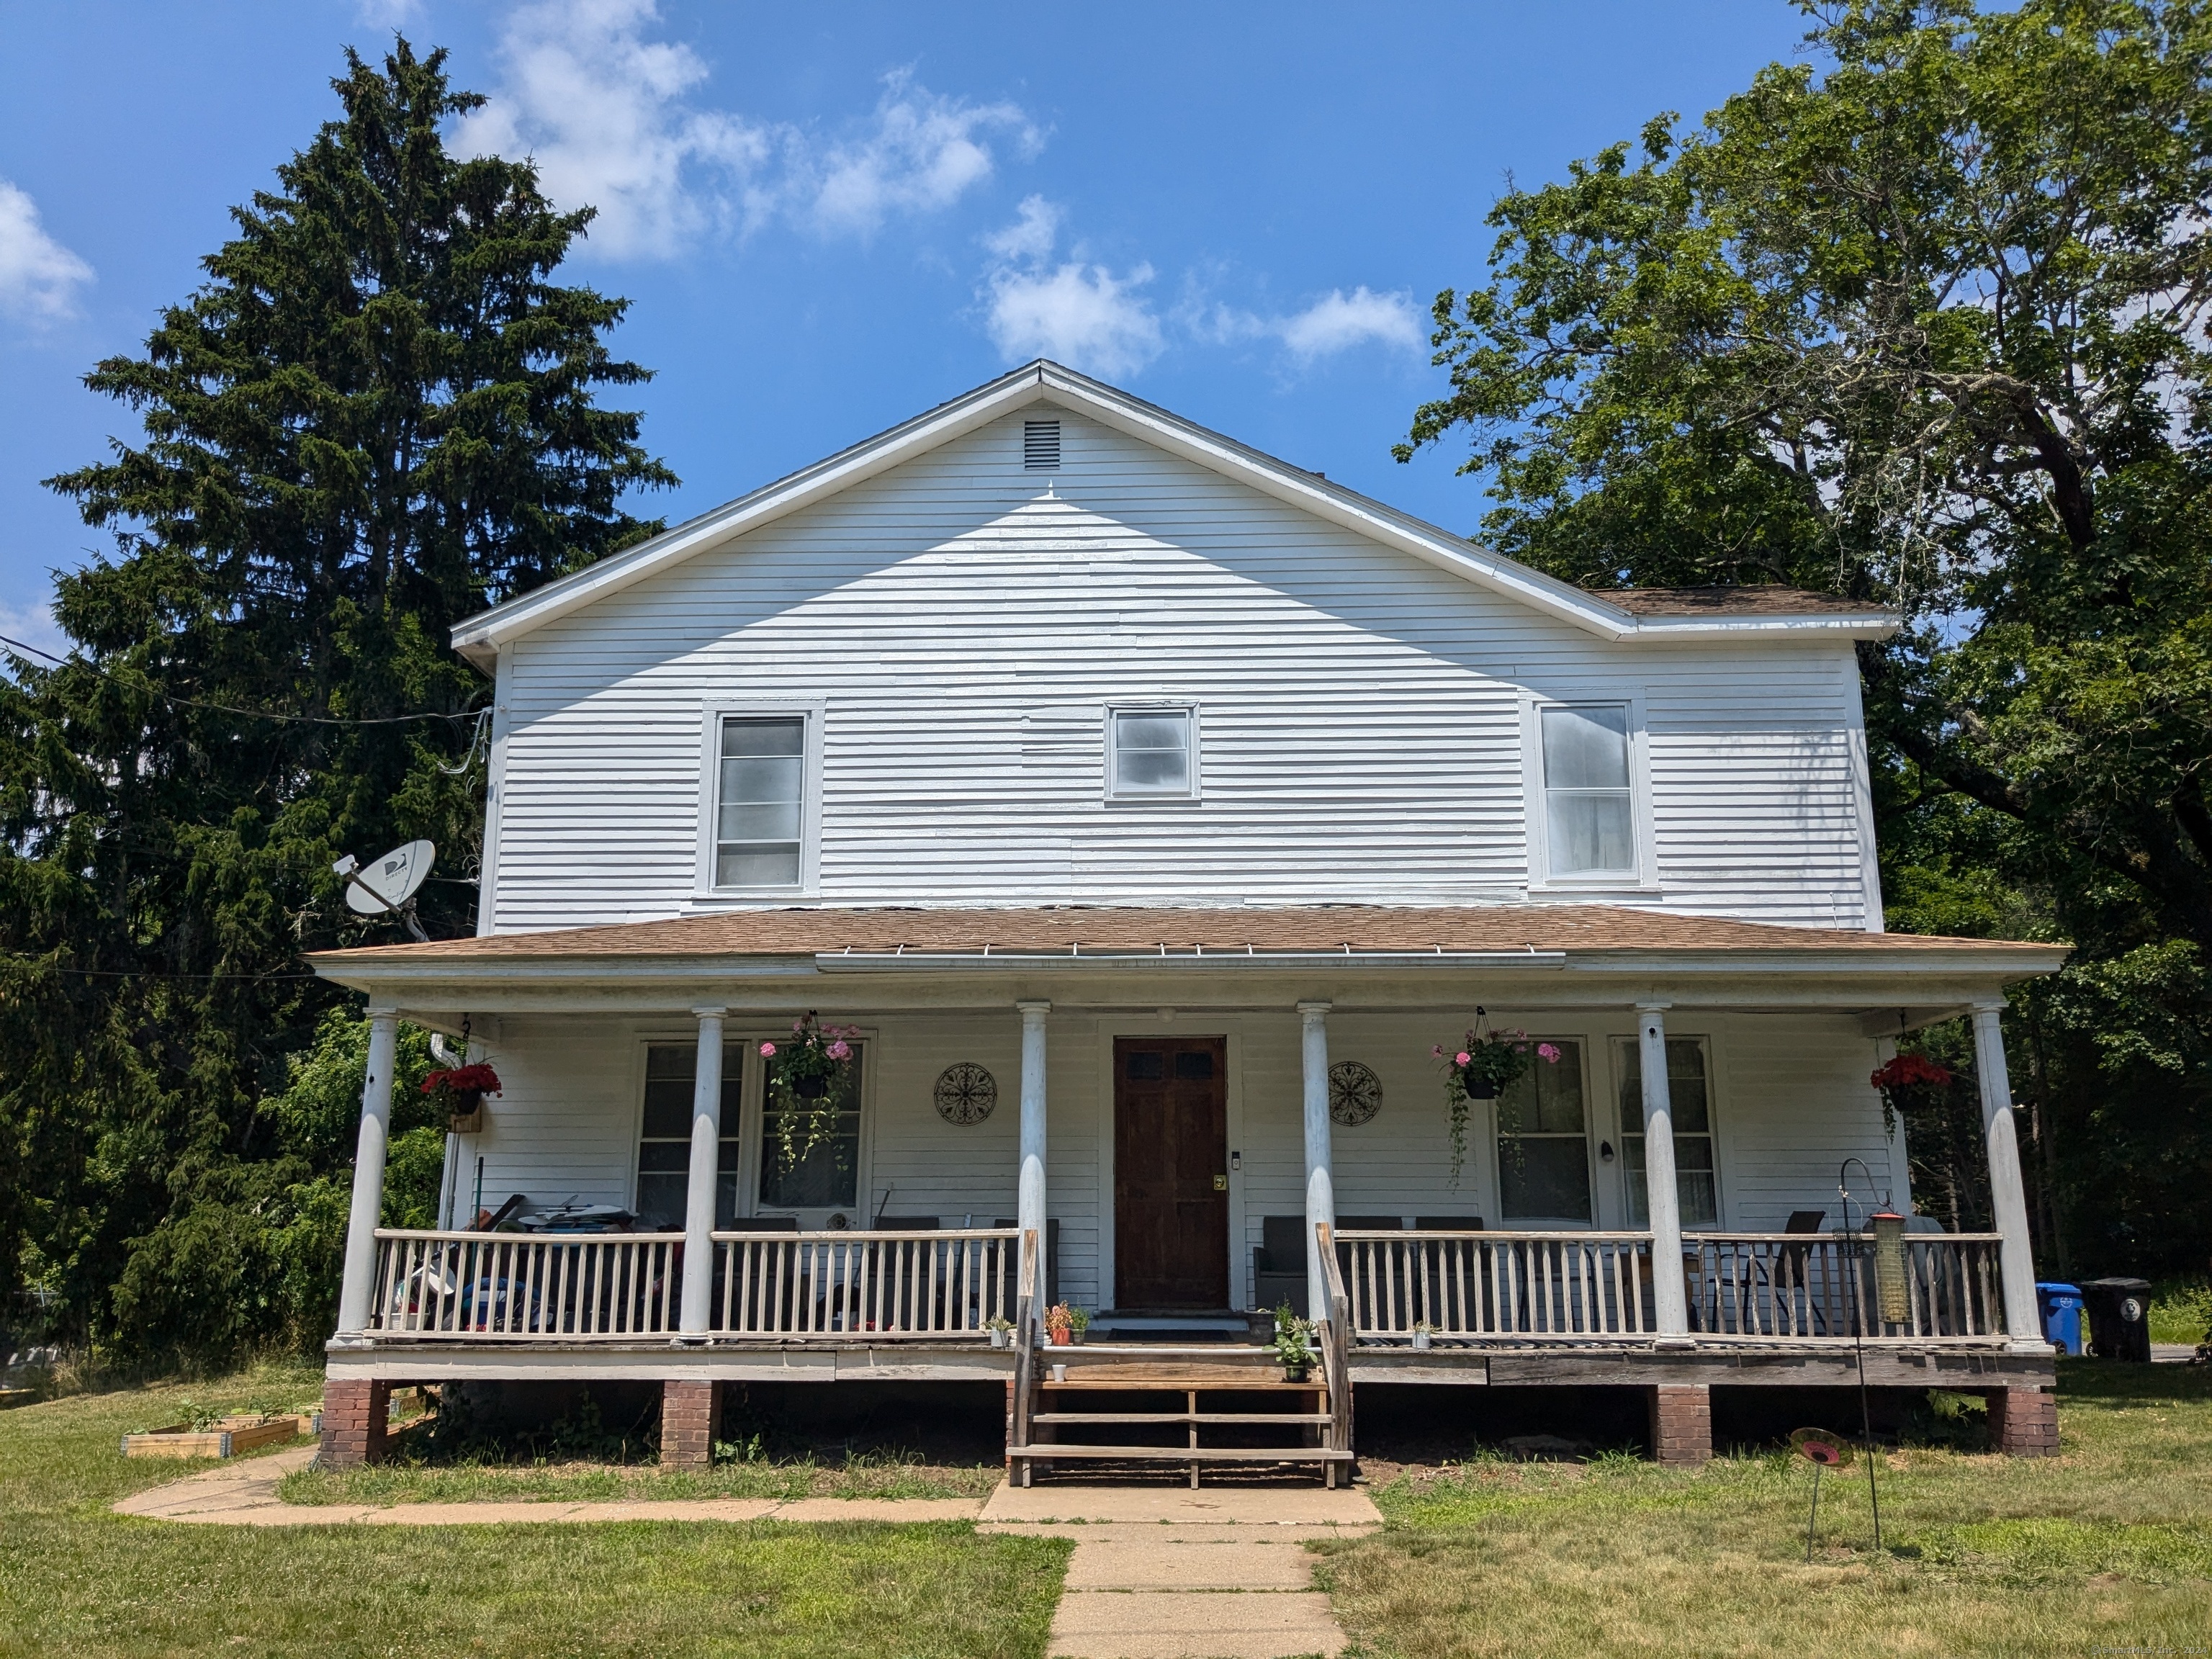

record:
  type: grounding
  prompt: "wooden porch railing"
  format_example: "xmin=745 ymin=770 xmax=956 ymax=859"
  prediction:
xmin=712 ymin=1227 xmax=1021 ymax=1339
xmin=1686 ymin=1231 xmax=2007 ymax=1341
xmin=364 ymin=1226 xmax=1022 ymax=1342
xmin=1338 ymin=1229 xmax=1657 ymax=1342
xmin=369 ymin=1229 xmax=683 ymax=1340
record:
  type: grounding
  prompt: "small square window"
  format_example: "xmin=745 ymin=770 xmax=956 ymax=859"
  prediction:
xmin=1109 ymin=706 xmax=1195 ymax=799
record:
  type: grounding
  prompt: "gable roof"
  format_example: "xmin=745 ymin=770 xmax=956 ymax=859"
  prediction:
xmin=449 ymin=360 xmax=1899 ymax=670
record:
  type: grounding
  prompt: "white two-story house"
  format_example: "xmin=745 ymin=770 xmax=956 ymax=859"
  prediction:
xmin=310 ymin=361 xmax=2064 ymax=1480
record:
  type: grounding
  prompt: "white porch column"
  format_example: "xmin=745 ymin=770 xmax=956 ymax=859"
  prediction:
xmin=1635 ymin=1002 xmax=1691 ymax=1337
xmin=1971 ymin=998 xmax=2046 ymax=1351
xmin=1298 ymin=1001 xmax=1336 ymax=1326
xmin=678 ymin=1006 xmax=727 ymax=1336
xmin=1017 ymin=1001 xmax=1050 ymax=1313
xmin=334 ymin=1007 xmax=401 ymax=1340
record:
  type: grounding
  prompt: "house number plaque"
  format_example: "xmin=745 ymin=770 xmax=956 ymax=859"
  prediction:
xmin=933 ymin=1062 xmax=998 ymax=1126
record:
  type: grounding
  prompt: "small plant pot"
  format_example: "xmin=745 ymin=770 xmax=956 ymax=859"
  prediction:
xmin=988 ymin=1328 xmax=1008 ymax=1349
xmin=791 ymin=1074 xmax=830 ymax=1100
xmin=1070 ymin=1328 xmax=1087 ymax=1346
xmin=1048 ymin=1328 xmax=1071 ymax=1346
xmin=1466 ymin=1078 xmax=1497 ymax=1100
xmin=1283 ymin=1364 xmax=1310 ymax=1384
xmin=1413 ymin=1329 xmax=1433 ymax=1352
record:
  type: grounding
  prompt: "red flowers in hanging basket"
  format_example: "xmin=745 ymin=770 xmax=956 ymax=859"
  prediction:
xmin=423 ymin=1063 xmax=503 ymax=1097
xmin=1870 ymin=1054 xmax=1951 ymax=1093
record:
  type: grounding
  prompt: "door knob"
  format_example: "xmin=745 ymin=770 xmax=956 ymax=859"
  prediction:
xmin=1212 ymin=1174 xmax=1228 ymax=1191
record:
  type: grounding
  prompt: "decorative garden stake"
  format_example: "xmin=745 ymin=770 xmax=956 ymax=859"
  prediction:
xmin=1838 ymin=1157 xmax=1886 ymax=1552
xmin=1432 ymin=1007 xmax=1562 ymax=1185
xmin=1790 ymin=1429 xmax=1853 ymax=1560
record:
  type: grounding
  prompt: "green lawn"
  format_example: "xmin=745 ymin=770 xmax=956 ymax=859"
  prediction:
xmin=1316 ymin=1359 xmax=2212 ymax=1658
xmin=0 ymin=1363 xmax=1066 ymax=1659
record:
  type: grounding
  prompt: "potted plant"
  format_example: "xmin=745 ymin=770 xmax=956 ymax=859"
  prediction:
xmin=986 ymin=1315 xmax=1014 ymax=1350
xmin=1272 ymin=1302 xmax=1314 ymax=1382
xmin=421 ymin=1062 xmax=502 ymax=1133
xmin=1412 ymin=1319 xmax=1437 ymax=1352
xmin=760 ymin=1013 xmax=860 ymax=1169
xmin=1870 ymin=1052 xmax=1954 ymax=1140
xmin=1045 ymin=1303 xmax=1076 ymax=1346
xmin=1432 ymin=1010 xmax=1561 ymax=1185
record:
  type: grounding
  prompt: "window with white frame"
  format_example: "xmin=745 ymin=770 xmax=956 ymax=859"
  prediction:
xmin=1107 ymin=706 xmax=1195 ymax=799
xmin=1497 ymin=1039 xmax=1593 ymax=1224
xmin=635 ymin=1043 xmax=745 ymax=1230
xmin=713 ymin=714 xmax=806 ymax=887
xmin=1537 ymin=703 xmax=1635 ymax=878
xmin=1614 ymin=1035 xmax=1718 ymax=1227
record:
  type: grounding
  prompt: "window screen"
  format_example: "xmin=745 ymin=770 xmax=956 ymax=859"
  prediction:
xmin=1110 ymin=708 xmax=1192 ymax=796
xmin=1616 ymin=1037 xmax=1717 ymax=1226
xmin=759 ymin=1045 xmax=863 ymax=1210
xmin=1539 ymin=703 xmax=1633 ymax=876
xmin=635 ymin=1043 xmax=745 ymax=1231
xmin=716 ymin=716 xmax=804 ymax=886
xmin=1497 ymin=1040 xmax=1592 ymax=1223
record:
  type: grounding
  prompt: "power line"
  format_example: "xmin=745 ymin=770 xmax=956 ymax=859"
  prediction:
xmin=0 ymin=632 xmax=484 ymax=729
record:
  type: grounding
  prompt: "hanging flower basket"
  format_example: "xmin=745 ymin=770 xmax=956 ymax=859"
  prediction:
xmin=1431 ymin=1012 xmax=1560 ymax=1187
xmin=1871 ymin=1053 xmax=1954 ymax=1138
xmin=762 ymin=1012 xmax=859 ymax=1170
xmin=422 ymin=1063 xmax=502 ymax=1132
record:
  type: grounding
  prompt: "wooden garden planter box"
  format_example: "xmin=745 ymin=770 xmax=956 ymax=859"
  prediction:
xmin=120 ymin=1413 xmax=314 ymax=1460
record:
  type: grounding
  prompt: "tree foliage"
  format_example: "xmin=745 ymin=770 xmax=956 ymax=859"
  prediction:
xmin=1403 ymin=0 xmax=2212 ymax=1269
xmin=0 ymin=40 xmax=672 ymax=1362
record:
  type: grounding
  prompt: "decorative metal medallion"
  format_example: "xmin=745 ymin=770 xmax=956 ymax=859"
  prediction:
xmin=934 ymin=1062 xmax=999 ymax=1126
xmin=1328 ymin=1060 xmax=1382 ymax=1128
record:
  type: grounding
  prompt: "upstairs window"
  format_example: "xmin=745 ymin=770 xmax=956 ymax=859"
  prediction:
xmin=714 ymin=714 xmax=806 ymax=888
xmin=1108 ymin=706 xmax=1196 ymax=799
xmin=1539 ymin=703 xmax=1635 ymax=878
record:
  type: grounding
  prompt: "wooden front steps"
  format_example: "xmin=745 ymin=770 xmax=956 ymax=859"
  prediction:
xmin=1010 ymin=1346 xmax=1350 ymax=1488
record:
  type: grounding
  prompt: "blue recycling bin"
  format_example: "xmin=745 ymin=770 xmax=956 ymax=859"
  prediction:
xmin=2037 ymin=1282 xmax=2084 ymax=1355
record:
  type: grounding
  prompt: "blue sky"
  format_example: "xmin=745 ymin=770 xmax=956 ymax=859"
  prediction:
xmin=0 ymin=1 xmax=1815 ymax=654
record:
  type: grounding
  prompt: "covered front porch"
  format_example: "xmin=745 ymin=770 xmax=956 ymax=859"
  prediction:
xmin=308 ymin=906 xmax=2065 ymax=1471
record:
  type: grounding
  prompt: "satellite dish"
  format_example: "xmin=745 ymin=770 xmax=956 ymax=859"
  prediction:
xmin=334 ymin=840 xmax=435 ymax=941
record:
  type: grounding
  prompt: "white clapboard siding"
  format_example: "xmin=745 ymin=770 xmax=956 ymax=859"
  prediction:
xmin=457 ymin=1007 xmax=1896 ymax=1313
xmin=486 ymin=407 xmax=1875 ymax=931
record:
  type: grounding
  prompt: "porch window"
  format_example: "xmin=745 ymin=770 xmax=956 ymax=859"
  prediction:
xmin=714 ymin=714 xmax=806 ymax=887
xmin=1538 ymin=703 xmax=1634 ymax=878
xmin=1614 ymin=1036 xmax=1718 ymax=1227
xmin=1107 ymin=706 xmax=1195 ymax=799
xmin=759 ymin=1044 xmax=863 ymax=1210
xmin=635 ymin=1043 xmax=744 ymax=1230
xmin=1497 ymin=1040 xmax=1592 ymax=1223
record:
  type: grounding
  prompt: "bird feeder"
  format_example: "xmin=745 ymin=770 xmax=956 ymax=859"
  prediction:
xmin=1870 ymin=1210 xmax=1909 ymax=1324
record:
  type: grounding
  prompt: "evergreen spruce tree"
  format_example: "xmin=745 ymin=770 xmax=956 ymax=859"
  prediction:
xmin=0 ymin=39 xmax=674 ymax=1361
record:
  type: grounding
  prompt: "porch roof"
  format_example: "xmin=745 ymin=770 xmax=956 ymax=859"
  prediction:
xmin=310 ymin=904 xmax=2063 ymax=972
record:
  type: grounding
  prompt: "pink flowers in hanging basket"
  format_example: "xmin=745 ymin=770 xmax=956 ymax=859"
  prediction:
xmin=759 ymin=1042 xmax=777 ymax=1057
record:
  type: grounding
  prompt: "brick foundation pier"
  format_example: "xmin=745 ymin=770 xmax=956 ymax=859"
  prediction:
xmin=660 ymin=1380 xmax=723 ymax=1470
xmin=1648 ymin=1384 xmax=1712 ymax=1467
xmin=1987 ymin=1385 xmax=2059 ymax=1456
xmin=320 ymin=1377 xmax=393 ymax=1467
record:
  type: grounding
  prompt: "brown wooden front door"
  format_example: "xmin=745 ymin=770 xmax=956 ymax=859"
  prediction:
xmin=1113 ymin=1036 xmax=1229 ymax=1309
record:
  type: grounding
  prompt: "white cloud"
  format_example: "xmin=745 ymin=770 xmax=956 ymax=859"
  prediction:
xmin=807 ymin=70 xmax=1039 ymax=237
xmin=0 ymin=599 xmax=68 ymax=668
xmin=1277 ymin=287 xmax=1424 ymax=359
xmin=1188 ymin=285 xmax=1424 ymax=362
xmin=0 ymin=180 xmax=94 ymax=325
xmin=455 ymin=1 xmax=1034 ymax=260
xmin=354 ymin=0 xmax=425 ymax=25
xmin=981 ymin=196 xmax=1163 ymax=378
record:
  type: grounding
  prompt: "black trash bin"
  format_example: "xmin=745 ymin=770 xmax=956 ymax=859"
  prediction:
xmin=2081 ymin=1277 xmax=2153 ymax=1362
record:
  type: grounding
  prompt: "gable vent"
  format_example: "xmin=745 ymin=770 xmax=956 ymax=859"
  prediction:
xmin=1023 ymin=419 xmax=1061 ymax=470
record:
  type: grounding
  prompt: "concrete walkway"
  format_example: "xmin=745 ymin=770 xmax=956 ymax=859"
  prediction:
xmin=117 ymin=1452 xmax=1380 ymax=1655
xmin=112 ymin=1445 xmax=977 ymax=1527
xmin=980 ymin=1481 xmax=1380 ymax=1659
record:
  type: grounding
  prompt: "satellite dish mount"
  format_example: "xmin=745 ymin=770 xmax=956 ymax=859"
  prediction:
xmin=334 ymin=840 xmax=436 ymax=943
